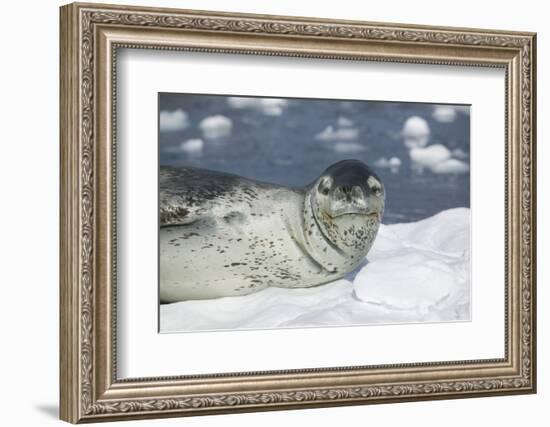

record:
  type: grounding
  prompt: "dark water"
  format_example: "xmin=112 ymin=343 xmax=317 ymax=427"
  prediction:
xmin=159 ymin=94 xmax=470 ymax=224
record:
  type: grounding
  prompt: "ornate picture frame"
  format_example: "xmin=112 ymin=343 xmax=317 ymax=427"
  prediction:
xmin=60 ymin=2 xmax=536 ymax=423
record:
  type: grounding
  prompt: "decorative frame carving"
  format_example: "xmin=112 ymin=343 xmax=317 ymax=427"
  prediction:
xmin=60 ymin=2 xmax=536 ymax=423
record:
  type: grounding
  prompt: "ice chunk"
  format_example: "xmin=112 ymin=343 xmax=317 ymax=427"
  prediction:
xmin=260 ymin=98 xmax=288 ymax=116
xmin=180 ymin=138 xmax=204 ymax=154
xmin=409 ymin=144 xmax=469 ymax=175
xmin=337 ymin=116 xmax=355 ymax=127
xmin=333 ymin=141 xmax=366 ymax=153
xmin=159 ymin=109 xmax=189 ymax=132
xmin=227 ymin=97 xmax=288 ymax=116
xmin=315 ymin=125 xmax=359 ymax=141
xmin=431 ymin=158 xmax=469 ymax=174
xmin=432 ymin=106 xmax=457 ymax=123
xmin=227 ymin=97 xmax=258 ymax=109
xmin=374 ymin=157 xmax=401 ymax=174
xmin=409 ymin=144 xmax=451 ymax=172
xmin=388 ymin=157 xmax=401 ymax=167
xmin=388 ymin=157 xmax=401 ymax=174
xmin=199 ymin=115 xmax=232 ymax=139
xmin=401 ymin=116 xmax=430 ymax=149
xmin=374 ymin=157 xmax=390 ymax=168
xmin=452 ymin=148 xmax=468 ymax=159
xmin=454 ymin=106 xmax=471 ymax=115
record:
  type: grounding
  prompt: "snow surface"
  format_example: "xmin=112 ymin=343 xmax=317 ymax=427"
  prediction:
xmin=160 ymin=208 xmax=471 ymax=333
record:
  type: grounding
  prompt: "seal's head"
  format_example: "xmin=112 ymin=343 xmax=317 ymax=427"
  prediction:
xmin=308 ymin=159 xmax=385 ymax=255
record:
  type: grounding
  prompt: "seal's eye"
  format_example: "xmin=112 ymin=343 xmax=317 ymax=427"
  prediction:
xmin=318 ymin=176 xmax=333 ymax=196
xmin=367 ymin=176 xmax=383 ymax=197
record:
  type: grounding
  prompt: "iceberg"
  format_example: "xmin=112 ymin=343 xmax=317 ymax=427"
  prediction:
xmin=160 ymin=208 xmax=471 ymax=332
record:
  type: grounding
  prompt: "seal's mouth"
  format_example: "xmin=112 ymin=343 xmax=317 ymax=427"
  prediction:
xmin=325 ymin=208 xmax=380 ymax=220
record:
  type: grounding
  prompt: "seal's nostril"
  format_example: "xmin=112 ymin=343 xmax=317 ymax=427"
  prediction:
xmin=351 ymin=186 xmax=364 ymax=201
xmin=333 ymin=187 xmax=345 ymax=200
xmin=334 ymin=185 xmax=367 ymax=204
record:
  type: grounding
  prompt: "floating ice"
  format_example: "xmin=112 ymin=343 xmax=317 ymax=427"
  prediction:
xmin=409 ymin=145 xmax=469 ymax=175
xmin=401 ymin=115 xmax=469 ymax=174
xmin=409 ymin=144 xmax=451 ymax=170
xmin=199 ymin=115 xmax=232 ymax=139
xmin=388 ymin=157 xmax=402 ymax=167
xmin=337 ymin=116 xmax=355 ymax=127
xmin=272 ymin=157 xmax=294 ymax=167
xmin=332 ymin=141 xmax=366 ymax=154
xmin=159 ymin=109 xmax=189 ymax=132
xmin=454 ymin=105 xmax=471 ymax=115
xmin=227 ymin=97 xmax=257 ymax=109
xmin=260 ymin=99 xmax=288 ymax=116
xmin=401 ymin=116 xmax=430 ymax=149
xmin=227 ymin=97 xmax=288 ymax=116
xmin=180 ymin=138 xmax=204 ymax=154
xmin=374 ymin=157 xmax=390 ymax=168
xmin=315 ymin=125 xmax=359 ymax=141
xmin=432 ymin=105 xmax=457 ymax=123
xmin=388 ymin=157 xmax=402 ymax=174
xmin=374 ymin=157 xmax=401 ymax=174
xmin=451 ymin=148 xmax=468 ymax=160
xmin=431 ymin=158 xmax=469 ymax=174
xmin=315 ymin=116 xmax=361 ymax=142
xmin=160 ymin=208 xmax=471 ymax=332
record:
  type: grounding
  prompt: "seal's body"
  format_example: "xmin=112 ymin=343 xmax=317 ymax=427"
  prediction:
xmin=160 ymin=160 xmax=385 ymax=302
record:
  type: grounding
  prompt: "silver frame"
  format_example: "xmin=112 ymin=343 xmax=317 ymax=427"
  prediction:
xmin=60 ymin=2 xmax=536 ymax=423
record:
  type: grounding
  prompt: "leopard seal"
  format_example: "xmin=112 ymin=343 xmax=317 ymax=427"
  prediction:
xmin=160 ymin=160 xmax=385 ymax=302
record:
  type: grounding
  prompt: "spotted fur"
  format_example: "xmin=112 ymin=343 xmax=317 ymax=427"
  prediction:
xmin=160 ymin=161 xmax=384 ymax=302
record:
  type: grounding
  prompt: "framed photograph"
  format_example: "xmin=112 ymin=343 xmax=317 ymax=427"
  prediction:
xmin=60 ymin=2 xmax=537 ymax=423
